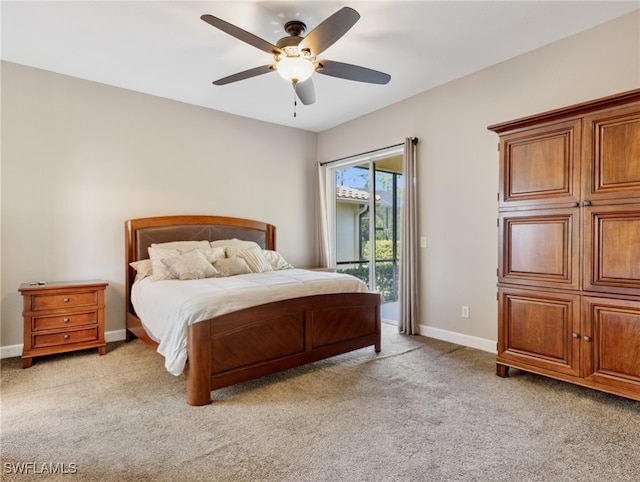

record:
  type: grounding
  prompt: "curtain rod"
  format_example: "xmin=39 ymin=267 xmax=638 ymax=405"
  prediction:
xmin=320 ymin=137 xmax=418 ymax=166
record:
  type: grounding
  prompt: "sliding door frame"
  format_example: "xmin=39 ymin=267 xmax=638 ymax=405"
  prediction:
xmin=324 ymin=145 xmax=403 ymax=293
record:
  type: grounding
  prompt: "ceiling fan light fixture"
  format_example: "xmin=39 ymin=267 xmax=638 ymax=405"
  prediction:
xmin=276 ymin=56 xmax=315 ymax=83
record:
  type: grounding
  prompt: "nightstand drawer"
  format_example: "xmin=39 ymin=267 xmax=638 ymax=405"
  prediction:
xmin=32 ymin=311 xmax=98 ymax=331
xmin=31 ymin=291 xmax=98 ymax=311
xmin=32 ymin=327 xmax=99 ymax=349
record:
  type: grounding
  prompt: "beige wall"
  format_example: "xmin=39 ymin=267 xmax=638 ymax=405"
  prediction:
xmin=317 ymin=11 xmax=640 ymax=348
xmin=2 ymin=11 xmax=639 ymax=354
xmin=1 ymin=62 xmax=317 ymax=350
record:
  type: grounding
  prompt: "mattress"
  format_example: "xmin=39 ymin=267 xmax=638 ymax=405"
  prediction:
xmin=131 ymin=269 xmax=369 ymax=375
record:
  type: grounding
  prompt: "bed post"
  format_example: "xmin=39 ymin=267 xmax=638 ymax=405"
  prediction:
xmin=186 ymin=321 xmax=212 ymax=406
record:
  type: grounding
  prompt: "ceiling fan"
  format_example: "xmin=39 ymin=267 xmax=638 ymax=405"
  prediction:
xmin=201 ymin=6 xmax=391 ymax=107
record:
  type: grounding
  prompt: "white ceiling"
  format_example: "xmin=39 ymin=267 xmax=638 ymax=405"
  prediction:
xmin=2 ymin=1 xmax=638 ymax=132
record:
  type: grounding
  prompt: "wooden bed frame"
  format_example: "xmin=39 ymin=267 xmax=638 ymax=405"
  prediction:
xmin=125 ymin=215 xmax=381 ymax=406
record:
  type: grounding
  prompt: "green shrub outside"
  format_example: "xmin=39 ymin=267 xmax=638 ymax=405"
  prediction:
xmin=338 ymin=258 xmax=399 ymax=302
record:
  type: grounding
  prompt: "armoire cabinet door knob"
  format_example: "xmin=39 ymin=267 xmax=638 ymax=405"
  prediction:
xmin=572 ymin=333 xmax=579 ymax=339
xmin=583 ymin=336 xmax=592 ymax=342
xmin=583 ymin=201 xmax=592 ymax=206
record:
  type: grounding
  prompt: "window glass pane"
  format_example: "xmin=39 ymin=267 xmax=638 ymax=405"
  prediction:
xmin=335 ymin=164 xmax=370 ymax=287
xmin=375 ymin=170 xmax=401 ymax=303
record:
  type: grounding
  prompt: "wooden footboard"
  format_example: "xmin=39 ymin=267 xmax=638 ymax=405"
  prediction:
xmin=184 ymin=292 xmax=381 ymax=406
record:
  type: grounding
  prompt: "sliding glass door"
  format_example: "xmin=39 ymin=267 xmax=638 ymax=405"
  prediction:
xmin=328 ymin=147 xmax=403 ymax=323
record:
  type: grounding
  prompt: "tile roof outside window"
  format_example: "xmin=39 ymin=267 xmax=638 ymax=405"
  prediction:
xmin=336 ymin=185 xmax=380 ymax=202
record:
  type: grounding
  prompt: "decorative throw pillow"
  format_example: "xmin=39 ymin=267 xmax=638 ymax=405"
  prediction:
xmin=148 ymin=247 xmax=181 ymax=280
xmin=150 ymin=240 xmax=210 ymax=253
xmin=210 ymin=239 xmax=262 ymax=251
xmin=163 ymin=249 xmax=218 ymax=280
xmin=199 ymin=246 xmax=226 ymax=264
xmin=262 ymin=250 xmax=294 ymax=270
xmin=226 ymin=247 xmax=273 ymax=273
xmin=213 ymin=257 xmax=252 ymax=277
xmin=129 ymin=259 xmax=153 ymax=279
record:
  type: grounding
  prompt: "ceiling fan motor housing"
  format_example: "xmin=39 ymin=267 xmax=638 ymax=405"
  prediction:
xmin=284 ymin=20 xmax=306 ymax=37
xmin=276 ymin=21 xmax=307 ymax=52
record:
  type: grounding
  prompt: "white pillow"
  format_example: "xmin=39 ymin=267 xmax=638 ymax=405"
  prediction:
xmin=262 ymin=250 xmax=294 ymax=270
xmin=129 ymin=259 xmax=153 ymax=279
xmin=148 ymin=247 xmax=180 ymax=281
xmin=226 ymin=247 xmax=273 ymax=273
xmin=210 ymin=238 xmax=262 ymax=251
xmin=199 ymin=246 xmax=226 ymax=264
xmin=163 ymin=249 xmax=218 ymax=280
xmin=150 ymin=240 xmax=210 ymax=253
xmin=213 ymin=257 xmax=252 ymax=277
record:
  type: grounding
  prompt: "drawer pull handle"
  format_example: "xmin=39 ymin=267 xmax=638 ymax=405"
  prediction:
xmin=63 ymin=334 xmax=70 ymax=340
xmin=583 ymin=336 xmax=592 ymax=342
xmin=63 ymin=318 xmax=70 ymax=323
xmin=571 ymin=333 xmax=579 ymax=339
xmin=63 ymin=298 xmax=70 ymax=303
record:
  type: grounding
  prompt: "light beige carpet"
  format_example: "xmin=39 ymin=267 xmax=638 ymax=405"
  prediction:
xmin=1 ymin=322 xmax=639 ymax=481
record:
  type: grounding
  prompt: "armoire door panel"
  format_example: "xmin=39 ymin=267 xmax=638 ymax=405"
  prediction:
xmin=582 ymin=297 xmax=640 ymax=395
xmin=498 ymin=288 xmax=581 ymax=377
xmin=499 ymin=119 xmax=581 ymax=208
xmin=584 ymin=204 xmax=640 ymax=295
xmin=499 ymin=208 xmax=580 ymax=289
xmin=583 ymin=103 xmax=640 ymax=202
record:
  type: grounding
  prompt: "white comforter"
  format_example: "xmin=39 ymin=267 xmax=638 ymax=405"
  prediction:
xmin=131 ymin=269 xmax=369 ymax=375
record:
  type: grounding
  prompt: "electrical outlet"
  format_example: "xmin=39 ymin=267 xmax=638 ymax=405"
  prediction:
xmin=461 ymin=305 xmax=470 ymax=319
xmin=420 ymin=236 xmax=427 ymax=248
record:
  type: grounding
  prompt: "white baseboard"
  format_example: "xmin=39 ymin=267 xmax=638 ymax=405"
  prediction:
xmin=0 ymin=329 xmax=128 ymax=360
xmin=418 ymin=324 xmax=497 ymax=354
xmin=0 ymin=344 xmax=22 ymax=359
xmin=106 ymin=329 xmax=127 ymax=343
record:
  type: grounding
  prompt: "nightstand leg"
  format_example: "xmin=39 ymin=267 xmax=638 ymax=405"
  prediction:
xmin=496 ymin=363 xmax=509 ymax=377
xmin=98 ymin=346 xmax=106 ymax=356
xmin=22 ymin=357 xmax=33 ymax=368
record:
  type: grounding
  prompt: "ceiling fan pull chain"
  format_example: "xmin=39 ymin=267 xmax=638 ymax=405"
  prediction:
xmin=293 ymin=82 xmax=298 ymax=117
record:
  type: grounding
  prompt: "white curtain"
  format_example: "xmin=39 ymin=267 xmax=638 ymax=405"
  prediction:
xmin=398 ymin=137 xmax=419 ymax=334
xmin=315 ymin=162 xmax=330 ymax=268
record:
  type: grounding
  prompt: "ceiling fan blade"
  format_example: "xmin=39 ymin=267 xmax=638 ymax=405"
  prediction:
xmin=299 ymin=7 xmax=360 ymax=56
xmin=201 ymin=14 xmax=281 ymax=55
xmin=294 ymin=78 xmax=316 ymax=105
xmin=213 ymin=64 xmax=276 ymax=86
xmin=316 ymin=60 xmax=391 ymax=85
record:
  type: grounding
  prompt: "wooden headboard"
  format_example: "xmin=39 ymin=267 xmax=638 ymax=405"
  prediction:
xmin=124 ymin=215 xmax=276 ymax=318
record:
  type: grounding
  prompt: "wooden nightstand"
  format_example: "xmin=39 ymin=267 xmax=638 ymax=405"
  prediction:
xmin=19 ymin=280 xmax=108 ymax=368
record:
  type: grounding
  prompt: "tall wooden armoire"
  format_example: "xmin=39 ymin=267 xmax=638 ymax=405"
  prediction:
xmin=488 ymin=89 xmax=640 ymax=401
